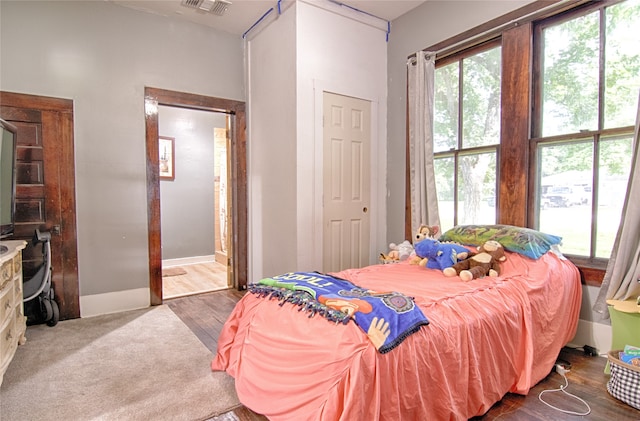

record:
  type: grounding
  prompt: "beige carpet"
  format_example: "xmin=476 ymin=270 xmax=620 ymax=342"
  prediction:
xmin=0 ymin=305 xmax=240 ymax=421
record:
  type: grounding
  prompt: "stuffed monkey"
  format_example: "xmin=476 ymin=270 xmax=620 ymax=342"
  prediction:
xmin=442 ymin=240 xmax=506 ymax=282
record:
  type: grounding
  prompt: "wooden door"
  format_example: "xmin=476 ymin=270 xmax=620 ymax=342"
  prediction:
xmin=214 ymin=125 xmax=232 ymax=287
xmin=322 ymin=92 xmax=371 ymax=272
xmin=0 ymin=92 xmax=80 ymax=320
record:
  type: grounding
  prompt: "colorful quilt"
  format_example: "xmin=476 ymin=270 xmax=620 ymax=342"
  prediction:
xmin=249 ymin=271 xmax=429 ymax=353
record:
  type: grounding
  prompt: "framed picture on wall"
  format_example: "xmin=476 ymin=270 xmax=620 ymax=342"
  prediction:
xmin=159 ymin=136 xmax=175 ymax=180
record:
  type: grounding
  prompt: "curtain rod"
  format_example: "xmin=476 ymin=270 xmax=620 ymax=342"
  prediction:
xmin=407 ymin=0 xmax=590 ymax=61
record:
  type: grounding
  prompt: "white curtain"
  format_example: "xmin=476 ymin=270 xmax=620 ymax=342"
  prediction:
xmin=594 ymin=90 xmax=640 ymax=317
xmin=407 ymin=51 xmax=440 ymax=237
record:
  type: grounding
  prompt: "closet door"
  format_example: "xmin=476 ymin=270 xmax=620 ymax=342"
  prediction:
xmin=322 ymin=92 xmax=371 ymax=273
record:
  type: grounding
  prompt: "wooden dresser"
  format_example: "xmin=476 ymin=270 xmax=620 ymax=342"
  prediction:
xmin=0 ymin=240 xmax=27 ymax=387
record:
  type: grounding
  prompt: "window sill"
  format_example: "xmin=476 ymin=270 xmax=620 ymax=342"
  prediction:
xmin=573 ymin=263 xmax=605 ymax=287
xmin=558 ymin=255 xmax=606 ymax=287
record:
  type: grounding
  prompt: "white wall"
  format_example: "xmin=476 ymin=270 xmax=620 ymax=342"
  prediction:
xmin=246 ymin=0 xmax=388 ymax=281
xmin=296 ymin=1 xmax=388 ymax=271
xmin=0 ymin=1 xmax=243 ymax=316
xmin=246 ymin=2 xmax=298 ymax=280
xmin=570 ymin=284 xmax=612 ymax=354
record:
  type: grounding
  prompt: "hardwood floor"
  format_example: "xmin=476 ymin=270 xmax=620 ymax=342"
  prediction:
xmin=162 ymin=261 xmax=228 ymax=299
xmin=168 ymin=290 xmax=640 ymax=420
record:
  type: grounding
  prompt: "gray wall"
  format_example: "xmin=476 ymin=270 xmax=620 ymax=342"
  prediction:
xmin=159 ymin=106 xmax=227 ymax=260
xmin=0 ymin=1 xmax=243 ymax=310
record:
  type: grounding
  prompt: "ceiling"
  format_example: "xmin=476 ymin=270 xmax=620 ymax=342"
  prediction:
xmin=110 ymin=0 xmax=427 ymax=36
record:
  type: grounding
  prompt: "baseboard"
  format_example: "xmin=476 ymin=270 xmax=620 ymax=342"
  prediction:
xmin=79 ymin=288 xmax=150 ymax=318
xmin=162 ymin=255 xmax=215 ymax=267
xmin=215 ymin=251 xmax=227 ymax=265
xmin=567 ymin=318 xmax=612 ymax=356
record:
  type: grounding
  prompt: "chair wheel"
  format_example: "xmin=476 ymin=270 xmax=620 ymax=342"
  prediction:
xmin=42 ymin=299 xmax=53 ymax=321
xmin=47 ymin=300 xmax=59 ymax=327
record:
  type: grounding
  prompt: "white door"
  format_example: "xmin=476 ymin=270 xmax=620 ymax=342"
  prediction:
xmin=322 ymin=92 xmax=371 ymax=273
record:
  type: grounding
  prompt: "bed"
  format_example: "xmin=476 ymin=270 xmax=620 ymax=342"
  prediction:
xmin=211 ymin=225 xmax=582 ymax=420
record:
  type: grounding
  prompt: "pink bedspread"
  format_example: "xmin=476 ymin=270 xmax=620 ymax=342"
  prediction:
xmin=211 ymin=251 xmax=581 ymax=420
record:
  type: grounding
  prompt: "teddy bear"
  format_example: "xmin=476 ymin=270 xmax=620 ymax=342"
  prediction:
xmin=442 ymin=240 xmax=506 ymax=281
xmin=412 ymin=238 xmax=469 ymax=270
xmin=387 ymin=240 xmax=414 ymax=261
xmin=380 ymin=240 xmax=415 ymax=263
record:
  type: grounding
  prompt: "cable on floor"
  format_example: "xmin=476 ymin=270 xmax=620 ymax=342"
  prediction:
xmin=538 ymin=365 xmax=591 ymax=416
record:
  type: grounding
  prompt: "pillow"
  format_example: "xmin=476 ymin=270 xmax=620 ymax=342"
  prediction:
xmin=439 ymin=224 xmax=562 ymax=260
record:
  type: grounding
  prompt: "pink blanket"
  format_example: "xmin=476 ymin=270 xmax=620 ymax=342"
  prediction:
xmin=212 ymin=251 xmax=581 ymax=420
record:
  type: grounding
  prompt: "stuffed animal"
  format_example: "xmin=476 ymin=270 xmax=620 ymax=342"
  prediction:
xmin=380 ymin=240 xmax=414 ymax=263
xmin=415 ymin=224 xmax=439 ymax=243
xmin=388 ymin=240 xmax=414 ymax=261
xmin=442 ymin=240 xmax=506 ymax=281
xmin=408 ymin=224 xmax=441 ymax=264
xmin=413 ymin=238 xmax=469 ymax=270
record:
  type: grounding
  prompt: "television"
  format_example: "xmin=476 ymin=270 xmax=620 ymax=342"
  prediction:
xmin=0 ymin=118 xmax=18 ymax=255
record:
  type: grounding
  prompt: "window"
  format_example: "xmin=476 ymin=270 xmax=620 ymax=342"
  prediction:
xmin=422 ymin=0 xmax=639 ymax=280
xmin=533 ymin=1 xmax=639 ymax=261
xmin=434 ymin=43 xmax=501 ymax=232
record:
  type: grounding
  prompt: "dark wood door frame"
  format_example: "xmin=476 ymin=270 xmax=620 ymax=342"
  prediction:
xmin=144 ymin=87 xmax=247 ymax=305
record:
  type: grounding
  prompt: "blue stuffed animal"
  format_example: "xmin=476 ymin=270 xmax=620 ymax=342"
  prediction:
xmin=413 ymin=239 xmax=469 ymax=270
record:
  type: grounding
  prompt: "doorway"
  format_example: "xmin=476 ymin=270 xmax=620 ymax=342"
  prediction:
xmin=157 ymin=105 xmax=231 ymax=299
xmin=144 ymin=87 xmax=247 ymax=305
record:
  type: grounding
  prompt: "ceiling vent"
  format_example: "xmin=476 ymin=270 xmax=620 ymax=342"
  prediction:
xmin=181 ymin=0 xmax=231 ymax=16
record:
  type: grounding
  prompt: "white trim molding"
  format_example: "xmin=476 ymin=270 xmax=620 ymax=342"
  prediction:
xmin=80 ymin=288 xmax=150 ymax=318
xmin=162 ymin=255 xmax=215 ymax=268
xmin=568 ymin=319 xmax=612 ymax=357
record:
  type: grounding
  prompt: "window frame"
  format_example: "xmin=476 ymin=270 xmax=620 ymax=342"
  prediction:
xmin=529 ymin=0 xmax=636 ymax=271
xmin=434 ymin=40 xmax=502 ymax=229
